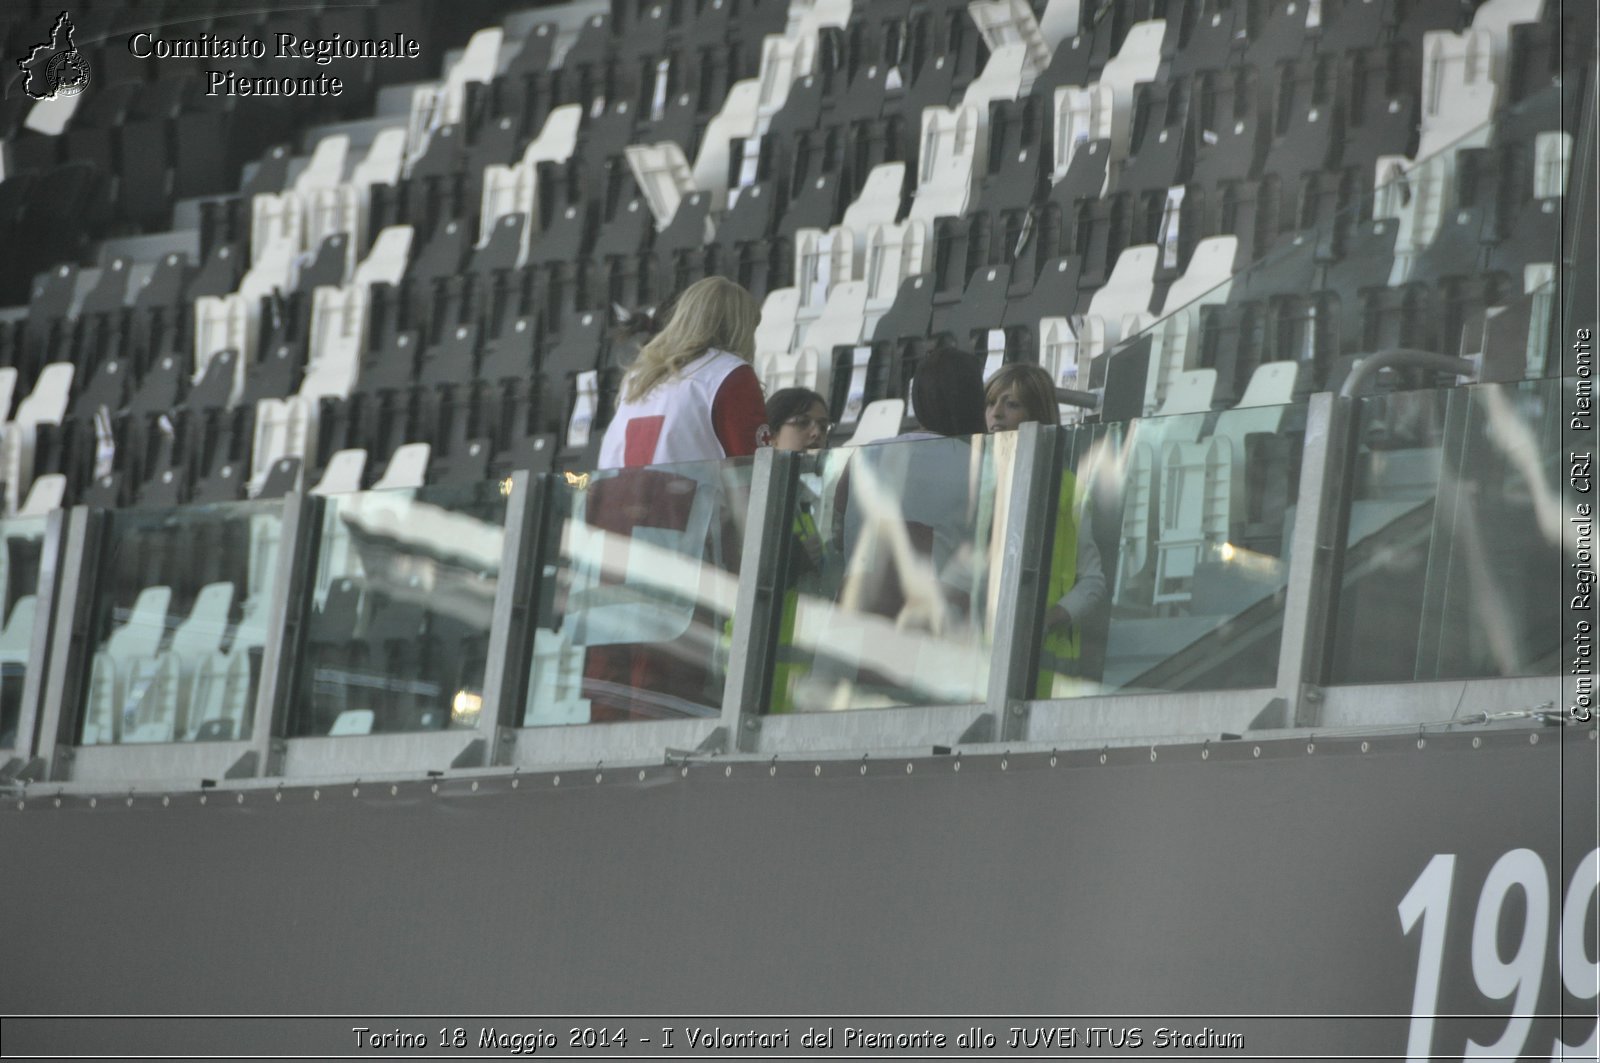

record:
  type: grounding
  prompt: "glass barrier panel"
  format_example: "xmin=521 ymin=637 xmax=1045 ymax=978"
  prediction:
xmin=765 ymin=433 xmax=1012 ymax=713
xmin=524 ymin=456 xmax=755 ymax=724
xmin=1100 ymin=80 xmax=1567 ymax=410
xmin=0 ymin=515 xmax=48 ymax=748
xmin=77 ymin=501 xmax=282 ymax=746
xmin=1327 ymin=378 xmax=1564 ymax=683
xmin=1036 ymin=402 xmax=1308 ymax=697
xmin=289 ymin=481 xmax=509 ymax=737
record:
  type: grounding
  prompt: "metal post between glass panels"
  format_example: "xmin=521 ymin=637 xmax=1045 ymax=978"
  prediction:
xmin=36 ymin=507 xmax=101 ymax=781
xmin=251 ymin=490 xmax=322 ymax=777
xmin=480 ymin=470 xmax=548 ymax=766
xmin=1273 ymin=392 xmax=1354 ymax=728
xmin=985 ymin=421 xmax=1056 ymax=743
xmin=3 ymin=508 xmax=66 ymax=781
xmin=720 ymin=446 xmax=796 ymax=752
xmin=1411 ymin=390 xmax=1474 ymax=681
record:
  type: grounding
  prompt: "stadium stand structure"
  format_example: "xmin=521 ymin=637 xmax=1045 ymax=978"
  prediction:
xmin=0 ymin=0 xmax=1594 ymax=1032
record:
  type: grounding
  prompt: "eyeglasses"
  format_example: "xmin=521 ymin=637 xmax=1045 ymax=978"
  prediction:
xmin=783 ymin=415 xmax=834 ymax=434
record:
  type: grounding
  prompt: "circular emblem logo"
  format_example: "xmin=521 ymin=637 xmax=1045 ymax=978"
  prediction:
xmin=755 ymin=423 xmax=774 ymax=448
xmin=46 ymin=49 xmax=90 ymax=97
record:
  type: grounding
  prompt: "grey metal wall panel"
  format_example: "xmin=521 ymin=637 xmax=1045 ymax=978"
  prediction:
xmin=1 ymin=728 xmax=1593 ymax=1059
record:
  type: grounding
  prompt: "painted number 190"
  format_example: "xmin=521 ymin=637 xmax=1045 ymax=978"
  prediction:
xmin=1399 ymin=848 xmax=1598 ymax=1061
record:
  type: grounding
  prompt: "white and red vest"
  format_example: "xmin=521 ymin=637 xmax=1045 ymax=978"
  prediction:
xmin=598 ymin=348 xmax=748 ymax=469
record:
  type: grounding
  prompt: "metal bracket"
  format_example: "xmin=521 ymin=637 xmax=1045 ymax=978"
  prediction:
xmin=665 ymin=725 xmax=728 ymax=762
xmin=957 ymin=713 xmax=995 ymax=745
xmin=0 ymin=755 xmax=44 ymax=784
xmin=224 ymin=751 xmax=258 ymax=780
xmin=1247 ymin=696 xmax=1290 ymax=731
xmin=450 ymin=739 xmax=487 ymax=769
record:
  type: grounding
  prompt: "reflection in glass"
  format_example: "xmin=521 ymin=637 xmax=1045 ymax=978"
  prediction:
xmin=78 ymin=502 xmax=281 ymax=746
xmin=291 ymin=482 xmax=507 ymax=737
xmin=768 ymin=433 xmax=1009 ymax=712
xmin=525 ymin=457 xmax=754 ymax=724
xmin=0 ymin=516 xmax=47 ymax=748
xmin=1328 ymin=379 xmax=1564 ymax=683
xmin=1042 ymin=400 xmax=1306 ymax=697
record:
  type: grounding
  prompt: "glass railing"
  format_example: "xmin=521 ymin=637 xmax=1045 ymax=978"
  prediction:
xmin=76 ymin=500 xmax=281 ymax=746
xmin=1326 ymin=377 xmax=1565 ymax=684
xmin=289 ymin=480 xmax=509 ymax=737
xmin=523 ymin=456 xmax=755 ymax=724
xmin=1034 ymin=400 xmax=1307 ymax=698
xmin=0 ymin=515 xmax=48 ymax=749
xmin=28 ymin=83 xmax=1582 ymax=778
xmin=766 ymin=433 xmax=1012 ymax=712
xmin=1099 ymin=79 xmax=1568 ymax=417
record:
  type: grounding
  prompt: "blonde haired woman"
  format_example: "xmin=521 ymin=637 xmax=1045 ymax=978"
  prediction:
xmin=583 ymin=277 xmax=767 ymax=722
xmin=598 ymin=276 xmax=770 ymax=468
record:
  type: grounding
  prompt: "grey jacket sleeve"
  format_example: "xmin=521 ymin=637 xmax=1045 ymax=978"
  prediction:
xmin=1058 ymin=524 xmax=1106 ymax=623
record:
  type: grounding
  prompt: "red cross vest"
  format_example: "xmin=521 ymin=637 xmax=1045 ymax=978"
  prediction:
xmin=598 ymin=348 xmax=747 ymax=469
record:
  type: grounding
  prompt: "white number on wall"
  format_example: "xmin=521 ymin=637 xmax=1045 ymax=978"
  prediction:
xmin=1399 ymin=848 xmax=1599 ymax=1062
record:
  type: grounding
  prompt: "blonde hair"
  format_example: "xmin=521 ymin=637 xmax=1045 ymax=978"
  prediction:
xmin=621 ymin=276 xmax=761 ymax=402
xmin=984 ymin=363 xmax=1060 ymax=426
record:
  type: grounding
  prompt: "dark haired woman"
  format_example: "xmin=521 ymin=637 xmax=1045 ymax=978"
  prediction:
xmin=765 ymin=387 xmax=832 ymax=452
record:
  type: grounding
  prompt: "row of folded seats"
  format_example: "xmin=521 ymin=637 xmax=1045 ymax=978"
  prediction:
xmin=0 ymin=0 xmax=1584 ymax=517
xmin=0 ymin=0 xmax=527 ymax=302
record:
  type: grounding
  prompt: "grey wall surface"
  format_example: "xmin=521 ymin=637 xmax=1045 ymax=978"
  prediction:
xmin=1 ymin=728 xmax=1594 ymax=1058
